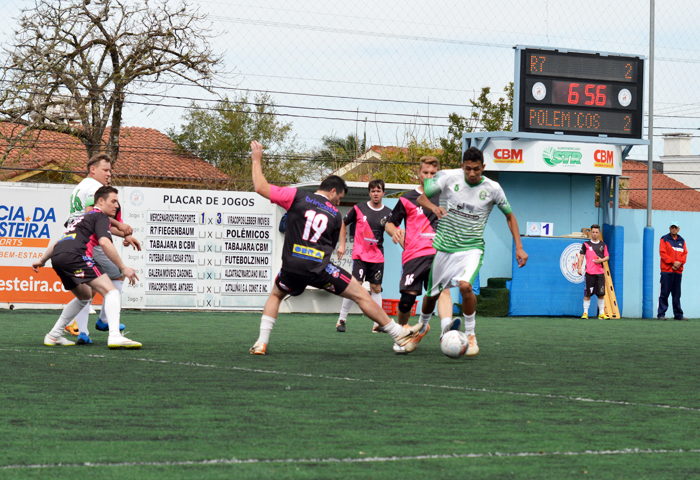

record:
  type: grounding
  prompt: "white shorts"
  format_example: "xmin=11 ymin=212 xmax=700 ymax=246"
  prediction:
xmin=426 ymin=249 xmax=484 ymax=297
xmin=92 ymin=245 xmax=123 ymax=280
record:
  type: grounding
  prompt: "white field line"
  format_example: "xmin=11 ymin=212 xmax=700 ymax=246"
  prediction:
xmin=4 ymin=347 xmax=700 ymax=413
xmin=3 ymin=448 xmax=700 ymax=470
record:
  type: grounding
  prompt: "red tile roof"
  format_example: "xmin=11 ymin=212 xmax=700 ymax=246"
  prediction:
xmin=622 ymin=160 xmax=700 ymax=212
xmin=0 ymin=124 xmax=229 ymax=185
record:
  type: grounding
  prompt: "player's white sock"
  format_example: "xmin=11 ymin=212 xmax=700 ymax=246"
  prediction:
xmin=583 ymin=299 xmax=591 ymax=313
xmin=75 ymin=300 xmax=92 ymax=335
xmin=49 ymin=298 xmax=89 ymax=338
xmin=370 ymin=292 xmax=382 ymax=329
xmin=338 ymin=298 xmax=353 ymax=322
xmin=100 ymin=280 xmax=123 ymax=321
xmin=440 ymin=317 xmax=453 ymax=332
xmin=597 ymin=298 xmax=605 ymax=315
xmin=382 ymin=320 xmax=404 ymax=339
xmin=463 ymin=312 xmax=476 ymax=336
xmin=257 ymin=315 xmax=276 ymax=344
xmin=102 ymin=290 xmax=122 ymax=336
xmin=418 ymin=312 xmax=431 ymax=333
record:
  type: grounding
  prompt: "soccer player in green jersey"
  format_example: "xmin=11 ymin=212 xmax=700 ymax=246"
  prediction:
xmin=416 ymin=146 xmax=528 ymax=356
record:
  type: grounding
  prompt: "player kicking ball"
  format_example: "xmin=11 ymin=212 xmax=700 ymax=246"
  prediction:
xmin=32 ymin=186 xmax=142 ymax=349
xmin=247 ymin=141 xmax=424 ymax=355
xmin=417 ymin=147 xmax=528 ymax=356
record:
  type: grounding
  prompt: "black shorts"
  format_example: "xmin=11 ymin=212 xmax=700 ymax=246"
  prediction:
xmin=399 ymin=254 xmax=435 ymax=293
xmin=352 ymin=259 xmax=384 ymax=285
xmin=585 ymin=273 xmax=606 ymax=297
xmin=51 ymin=252 xmax=103 ymax=291
xmin=275 ymin=263 xmax=352 ymax=297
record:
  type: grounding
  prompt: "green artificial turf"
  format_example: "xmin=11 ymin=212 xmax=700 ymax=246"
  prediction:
xmin=1 ymin=310 xmax=700 ymax=479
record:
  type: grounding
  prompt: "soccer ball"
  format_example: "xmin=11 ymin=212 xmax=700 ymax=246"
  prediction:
xmin=441 ymin=330 xmax=467 ymax=358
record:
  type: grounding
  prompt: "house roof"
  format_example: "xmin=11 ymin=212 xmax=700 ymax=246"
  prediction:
xmin=0 ymin=123 xmax=229 ymax=186
xmin=622 ymin=160 xmax=700 ymax=211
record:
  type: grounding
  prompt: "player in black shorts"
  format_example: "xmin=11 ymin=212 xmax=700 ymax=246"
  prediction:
xmin=32 ymin=186 xmax=142 ymax=349
xmin=247 ymin=140 xmax=424 ymax=355
xmin=577 ymin=224 xmax=610 ymax=319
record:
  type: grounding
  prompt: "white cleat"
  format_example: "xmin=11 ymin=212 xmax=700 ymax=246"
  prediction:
xmin=44 ymin=334 xmax=75 ymax=346
xmin=392 ymin=343 xmax=407 ymax=355
xmin=466 ymin=334 xmax=479 ymax=357
xmin=108 ymin=335 xmax=142 ymax=349
xmin=394 ymin=323 xmax=422 ymax=353
xmin=250 ymin=341 xmax=267 ymax=355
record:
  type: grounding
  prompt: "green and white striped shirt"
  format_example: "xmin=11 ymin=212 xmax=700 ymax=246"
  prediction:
xmin=424 ymin=169 xmax=512 ymax=252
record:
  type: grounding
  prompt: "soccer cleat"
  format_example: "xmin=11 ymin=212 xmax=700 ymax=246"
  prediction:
xmin=394 ymin=323 xmax=423 ymax=353
xmin=675 ymin=317 xmax=689 ymax=321
xmin=392 ymin=343 xmax=407 ymax=355
xmin=108 ymin=335 xmax=142 ymax=349
xmin=581 ymin=312 xmax=588 ymax=319
xmin=249 ymin=341 xmax=267 ymax=355
xmin=372 ymin=323 xmax=383 ymax=333
xmin=44 ymin=334 xmax=75 ymax=346
xmin=466 ymin=334 xmax=479 ymax=357
xmin=336 ymin=319 xmax=346 ymax=332
xmin=65 ymin=320 xmax=80 ymax=336
xmin=408 ymin=323 xmax=430 ymax=350
xmin=598 ymin=313 xmax=610 ymax=320
xmin=95 ymin=318 xmax=125 ymax=332
xmin=440 ymin=318 xmax=461 ymax=340
xmin=76 ymin=332 xmax=92 ymax=345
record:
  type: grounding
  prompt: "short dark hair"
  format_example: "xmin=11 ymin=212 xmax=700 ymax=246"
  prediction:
xmin=87 ymin=153 xmax=112 ymax=174
xmin=368 ymin=179 xmax=385 ymax=192
xmin=94 ymin=186 xmax=118 ymax=204
xmin=590 ymin=224 xmax=601 ymax=231
xmin=462 ymin=147 xmax=484 ymax=164
xmin=319 ymin=175 xmax=348 ymax=195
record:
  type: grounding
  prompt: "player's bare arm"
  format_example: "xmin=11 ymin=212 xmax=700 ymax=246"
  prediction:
xmin=384 ymin=221 xmax=405 ymax=248
xmin=337 ymin=222 xmax=347 ymax=259
xmin=97 ymin=236 xmax=138 ymax=285
xmin=32 ymin=242 xmax=56 ymax=272
xmin=251 ymin=140 xmax=271 ymax=200
xmin=417 ymin=192 xmax=446 ymax=220
xmin=505 ymin=212 xmax=528 ymax=268
xmin=578 ymin=253 xmax=585 ymax=275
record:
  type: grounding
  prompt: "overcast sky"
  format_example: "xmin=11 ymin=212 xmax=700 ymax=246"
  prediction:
xmin=2 ymin=0 xmax=698 ymax=159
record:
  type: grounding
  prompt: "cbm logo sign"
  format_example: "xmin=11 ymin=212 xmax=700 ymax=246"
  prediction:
xmin=594 ymin=149 xmax=614 ymax=169
xmin=493 ymin=148 xmax=524 ymax=164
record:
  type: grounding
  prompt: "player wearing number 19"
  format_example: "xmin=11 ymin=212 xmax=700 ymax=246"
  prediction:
xmin=248 ymin=141 xmax=424 ymax=355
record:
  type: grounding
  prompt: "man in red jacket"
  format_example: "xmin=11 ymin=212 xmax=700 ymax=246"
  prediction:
xmin=658 ymin=221 xmax=688 ymax=321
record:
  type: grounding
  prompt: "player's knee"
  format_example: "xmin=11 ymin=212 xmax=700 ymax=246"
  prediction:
xmin=459 ymin=282 xmax=473 ymax=295
xmin=398 ymin=293 xmax=416 ymax=313
xmin=370 ymin=284 xmax=382 ymax=294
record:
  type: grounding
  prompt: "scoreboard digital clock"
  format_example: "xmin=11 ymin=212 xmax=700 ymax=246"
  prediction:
xmin=516 ymin=47 xmax=645 ymax=139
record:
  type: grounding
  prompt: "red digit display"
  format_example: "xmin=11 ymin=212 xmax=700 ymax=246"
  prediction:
xmin=553 ymin=81 xmax=611 ymax=108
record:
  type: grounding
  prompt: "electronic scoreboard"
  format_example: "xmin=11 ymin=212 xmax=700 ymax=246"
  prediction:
xmin=516 ymin=47 xmax=645 ymax=139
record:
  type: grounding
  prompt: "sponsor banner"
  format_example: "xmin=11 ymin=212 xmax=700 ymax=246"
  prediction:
xmin=222 ymin=240 xmax=272 ymax=253
xmin=146 ymin=267 xmax=197 ymax=279
xmin=223 ymin=214 xmax=273 ymax=227
xmin=222 ymin=267 xmax=271 ymax=280
xmin=222 ymin=254 xmax=272 ymax=266
xmin=0 ymin=266 xmax=73 ymax=304
xmin=222 ymin=282 xmax=271 ymax=295
xmin=145 ymin=280 xmax=196 ymax=294
xmin=483 ymin=140 xmax=622 ymax=175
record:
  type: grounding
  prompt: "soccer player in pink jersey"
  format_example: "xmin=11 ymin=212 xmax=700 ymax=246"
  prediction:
xmin=384 ymin=156 xmax=452 ymax=353
xmin=247 ymin=141 xmax=424 ymax=355
xmin=577 ymin=224 xmax=610 ymax=319
xmin=335 ymin=179 xmax=393 ymax=333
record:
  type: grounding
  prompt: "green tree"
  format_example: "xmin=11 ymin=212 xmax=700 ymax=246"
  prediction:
xmin=438 ymin=83 xmax=513 ymax=168
xmin=169 ymin=93 xmax=306 ymax=190
xmin=311 ymin=133 xmax=366 ymax=173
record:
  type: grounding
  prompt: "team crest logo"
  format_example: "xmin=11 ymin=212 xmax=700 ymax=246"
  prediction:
xmin=325 ymin=263 xmax=340 ymax=278
xmin=129 ymin=189 xmax=145 ymax=207
xmin=479 ymin=190 xmax=487 ymax=200
xmin=560 ymin=243 xmax=585 ymax=284
xmin=74 ymin=269 xmax=85 ymax=278
xmin=323 ymin=283 xmax=336 ymax=292
xmin=82 ymin=256 xmax=95 ymax=267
